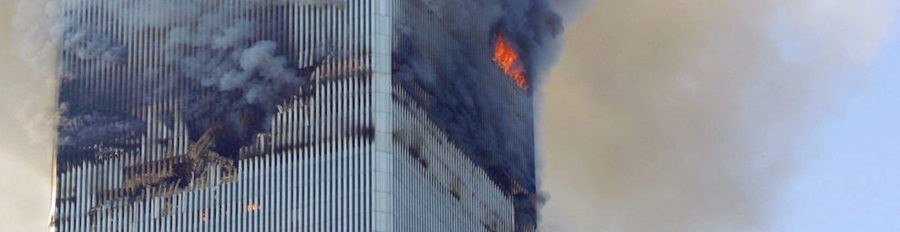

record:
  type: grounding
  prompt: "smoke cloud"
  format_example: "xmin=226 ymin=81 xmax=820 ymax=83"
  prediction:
xmin=393 ymin=0 xmax=561 ymax=189
xmin=1 ymin=0 xmax=58 ymax=231
xmin=539 ymin=0 xmax=898 ymax=231
xmin=392 ymin=0 xmax=563 ymax=227
xmin=50 ymin=0 xmax=319 ymax=160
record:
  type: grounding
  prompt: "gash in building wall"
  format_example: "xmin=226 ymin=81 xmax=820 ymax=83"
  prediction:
xmin=53 ymin=0 xmax=561 ymax=231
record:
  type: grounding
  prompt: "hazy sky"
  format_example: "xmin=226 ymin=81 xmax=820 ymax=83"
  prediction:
xmin=539 ymin=0 xmax=899 ymax=231
xmin=770 ymin=24 xmax=900 ymax=231
xmin=2 ymin=0 xmax=899 ymax=231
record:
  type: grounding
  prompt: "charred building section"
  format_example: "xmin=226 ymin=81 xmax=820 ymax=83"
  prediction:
xmin=391 ymin=0 xmax=561 ymax=229
xmin=54 ymin=0 xmax=561 ymax=231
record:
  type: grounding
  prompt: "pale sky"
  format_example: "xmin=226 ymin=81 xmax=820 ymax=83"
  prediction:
xmin=771 ymin=24 xmax=900 ymax=231
xmin=540 ymin=0 xmax=899 ymax=231
xmin=2 ymin=0 xmax=899 ymax=231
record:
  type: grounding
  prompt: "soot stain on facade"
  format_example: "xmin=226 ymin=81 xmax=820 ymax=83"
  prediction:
xmin=53 ymin=0 xmax=564 ymax=230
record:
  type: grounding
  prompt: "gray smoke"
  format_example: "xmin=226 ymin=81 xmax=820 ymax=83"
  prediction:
xmin=56 ymin=111 xmax=144 ymax=147
xmin=23 ymin=0 xmax=567 ymax=230
xmin=2 ymin=0 xmax=59 ymax=231
xmin=61 ymin=27 xmax=127 ymax=63
xmin=53 ymin=0 xmax=315 ymax=159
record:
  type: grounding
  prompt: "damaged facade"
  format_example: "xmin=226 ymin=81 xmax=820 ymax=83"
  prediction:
xmin=54 ymin=0 xmax=560 ymax=231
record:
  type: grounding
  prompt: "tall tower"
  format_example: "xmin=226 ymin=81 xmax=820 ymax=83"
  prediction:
xmin=53 ymin=0 xmax=551 ymax=231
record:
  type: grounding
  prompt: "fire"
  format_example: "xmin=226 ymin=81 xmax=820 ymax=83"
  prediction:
xmin=493 ymin=34 xmax=528 ymax=89
xmin=246 ymin=203 xmax=261 ymax=212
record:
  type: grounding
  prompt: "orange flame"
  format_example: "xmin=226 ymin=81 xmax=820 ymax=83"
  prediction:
xmin=493 ymin=34 xmax=528 ymax=89
xmin=246 ymin=203 xmax=261 ymax=212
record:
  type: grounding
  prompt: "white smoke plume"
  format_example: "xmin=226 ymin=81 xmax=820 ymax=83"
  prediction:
xmin=1 ymin=0 xmax=59 ymax=231
xmin=539 ymin=0 xmax=898 ymax=231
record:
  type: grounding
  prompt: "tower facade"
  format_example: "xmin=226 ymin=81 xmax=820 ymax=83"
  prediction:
xmin=54 ymin=0 xmax=541 ymax=231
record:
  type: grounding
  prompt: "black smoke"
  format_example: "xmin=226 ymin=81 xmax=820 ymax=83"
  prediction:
xmin=392 ymin=0 xmax=563 ymax=228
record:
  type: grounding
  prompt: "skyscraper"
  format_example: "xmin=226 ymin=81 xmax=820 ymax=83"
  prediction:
xmin=53 ymin=0 xmax=560 ymax=231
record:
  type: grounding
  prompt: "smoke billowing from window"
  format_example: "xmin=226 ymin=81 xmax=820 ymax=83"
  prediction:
xmin=10 ymin=0 xmax=569 ymax=229
xmin=392 ymin=0 xmax=564 ymax=227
